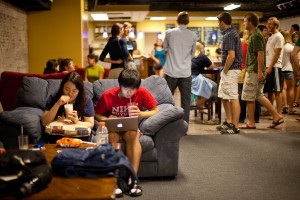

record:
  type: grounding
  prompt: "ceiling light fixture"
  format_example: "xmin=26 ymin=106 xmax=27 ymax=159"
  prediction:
xmin=150 ymin=17 xmax=166 ymax=21
xmin=224 ymin=4 xmax=241 ymax=10
xmin=205 ymin=17 xmax=218 ymax=20
xmin=91 ymin=13 xmax=109 ymax=21
xmin=276 ymin=0 xmax=295 ymax=11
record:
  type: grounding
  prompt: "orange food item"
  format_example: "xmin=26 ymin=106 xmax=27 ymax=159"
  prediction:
xmin=56 ymin=137 xmax=82 ymax=147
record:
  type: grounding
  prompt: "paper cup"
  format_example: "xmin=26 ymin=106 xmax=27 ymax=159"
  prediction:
xmin=64 ymin=104 xmax=73 ymax=117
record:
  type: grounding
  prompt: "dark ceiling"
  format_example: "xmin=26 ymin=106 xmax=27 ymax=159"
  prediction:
xmin=96 ymin=0 xmax=300 ymax=21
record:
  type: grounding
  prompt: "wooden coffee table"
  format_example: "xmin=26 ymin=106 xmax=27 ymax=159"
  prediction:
xmin=25 ymin=144 xmax=116 ymax=200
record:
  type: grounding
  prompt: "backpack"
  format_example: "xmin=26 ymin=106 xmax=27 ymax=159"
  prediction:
xmin=0 ymin=150 xmax=52 ymax=198
xmin=51 ymin=143 xmax=138 ymax=192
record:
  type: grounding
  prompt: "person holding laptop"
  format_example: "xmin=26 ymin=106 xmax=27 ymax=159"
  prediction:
xmin=94 ymin=69 xmax=159 ymax=197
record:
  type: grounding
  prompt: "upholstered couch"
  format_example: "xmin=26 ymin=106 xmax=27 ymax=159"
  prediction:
xmin=0 ymin=75 xmax=187 ymax=177
xmin=0 ymin=68 xmax=110 ymax=111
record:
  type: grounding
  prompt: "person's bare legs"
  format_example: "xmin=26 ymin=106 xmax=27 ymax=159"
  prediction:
xmin=231 ymin=99 xmax=240 ymax=128
xmin=282 ymin=80 xmax=288 ymax=109
xmin=274 ymin=92 xmax=283 ymax=114
xmin=257 ymin=96 xmax=283 ymax=122
xmin=123 ymin=130 xmax=142 ymax=173
xmin=222 ymin=99 xmax=232 ymax=124
xmin=286 ymin=79 xmax=295 ymax=113
xmin=109 ymin=132 xmax=121 ymax=144
xmin=196 ymin=97 xmax=207 ymax=110
xmin=246 ymin=101 xmax=256 ymax=127
xmin=295 ymin=86 xmax=300 ymax=106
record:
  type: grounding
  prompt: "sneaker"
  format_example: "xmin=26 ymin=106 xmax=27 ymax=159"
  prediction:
xmin=115 ymin=187 xmax=123 ymax=198
xmin=128 ymin=180 xmax=142 ymax=197
xmin=216 ymin=121 xmax=230 ymax=131
xmin=221 ymin=124 xmax=240 ymax=134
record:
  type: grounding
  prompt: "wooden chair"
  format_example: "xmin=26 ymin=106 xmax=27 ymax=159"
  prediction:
xmin=191 ymin=97 xmax=222 ymax=123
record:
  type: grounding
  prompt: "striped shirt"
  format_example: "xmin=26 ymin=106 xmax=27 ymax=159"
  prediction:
xmin=221 ymin=27 xmax=242 ymax=70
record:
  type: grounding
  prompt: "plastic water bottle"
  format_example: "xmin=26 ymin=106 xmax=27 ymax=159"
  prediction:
xmin=95 ymin=122 xmax=109 ymax=146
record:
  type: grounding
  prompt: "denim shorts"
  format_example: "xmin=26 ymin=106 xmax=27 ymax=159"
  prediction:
xmin=282 ymin=71 xmax=294 ymax=80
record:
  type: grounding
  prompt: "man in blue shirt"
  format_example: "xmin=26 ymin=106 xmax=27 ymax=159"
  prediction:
xmin=216 ymin=12 xmax=242 ymax=134
xmin=163 ymin=11 xmax=197 ymax=124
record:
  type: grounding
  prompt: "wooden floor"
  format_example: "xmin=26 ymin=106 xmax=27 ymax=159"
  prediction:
xmin=174 ymin=90 xmax=300 ymax=135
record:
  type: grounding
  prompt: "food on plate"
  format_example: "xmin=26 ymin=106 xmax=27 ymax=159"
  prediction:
xmin=56 ymin=137 xmax=82 ymax=147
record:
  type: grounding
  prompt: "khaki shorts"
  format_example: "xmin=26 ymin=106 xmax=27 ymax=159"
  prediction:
xmin=241 ymin=72 xmax=265 ymax=102
xmin=218 ymin=70 xmax=241 ymax=100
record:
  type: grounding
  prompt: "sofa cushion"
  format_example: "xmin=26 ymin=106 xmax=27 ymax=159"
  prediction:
xmin=84 ymin=81 xmax=94 ymax=100
xmin=93 ymin=79 xmax=119 ymax=105
xmin=139 ymin=104 xmax=184 ymax=136
xmin=14 ymin=77 xmax=61 ymax=110
xmin=141 ymin=75 xmax=174 ymax=105
xmin=14 ymin=77 xmax=93 ymax=110
xmin=0 ymin=107 xmax=44 ymax=139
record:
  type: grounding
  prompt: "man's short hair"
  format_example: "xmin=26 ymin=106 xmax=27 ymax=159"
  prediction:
xmin=118 ymin=69 xmax=141 ymax=89
xmin=257 ymin=24 xmax=267 ymax=32
xmin=177 ymin=11 xmax=189 ymax=25
xmin=244 ymin=13 xmax=259 ymax=27
xmin=217 ymin=12 xmax=232 ymax=25
xmin=268 ymin=17 xmax=280 ymax=29
xmin=291 ymin=24 xmax=300 ymax=31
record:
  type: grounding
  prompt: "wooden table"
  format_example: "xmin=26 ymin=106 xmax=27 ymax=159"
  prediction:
xmin=25 ymin=144 xmax=116 ymax=200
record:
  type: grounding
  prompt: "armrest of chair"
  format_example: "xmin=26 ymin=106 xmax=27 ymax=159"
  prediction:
xmin=153 ymin=119 xmax=187 ymax=177
xmin=139 ymin=104 xmax=184 ymax=136
xmin=0 ymin=107 xmax=44 ymax=140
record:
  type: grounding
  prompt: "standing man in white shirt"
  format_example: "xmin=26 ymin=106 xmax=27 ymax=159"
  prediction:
xmin=264 ymin=17 xmax=284 ymax=114
xmin=163 ymin=11 xmax=197 ymax=124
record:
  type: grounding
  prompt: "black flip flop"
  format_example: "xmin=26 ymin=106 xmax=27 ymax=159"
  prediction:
xmin=268 ymin=119 xmax=284 ymax=128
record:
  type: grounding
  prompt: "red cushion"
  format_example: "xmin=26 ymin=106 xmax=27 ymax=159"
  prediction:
xmin=0 ymin=71 xmax=69 ymax=81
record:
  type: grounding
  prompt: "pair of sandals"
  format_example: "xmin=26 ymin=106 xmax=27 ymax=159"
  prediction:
xmin=115 ymin=179 xmax=142 ymax=198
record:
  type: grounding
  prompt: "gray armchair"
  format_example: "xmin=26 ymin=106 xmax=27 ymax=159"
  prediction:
xmin=93 ymin=75 xmax=187 ymax=177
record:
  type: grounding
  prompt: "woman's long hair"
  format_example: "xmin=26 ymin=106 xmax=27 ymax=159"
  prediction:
xmin=58 ymin=72 xmax=86 ymax=118
xmin=281 ymin=30 xmax=292 ymax=44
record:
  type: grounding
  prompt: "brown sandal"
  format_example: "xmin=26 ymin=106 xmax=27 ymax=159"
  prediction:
xmin=289 ymin=110 xmax=300 ymax=115
xmin=293 ymin=102 xmax=300 ymax=107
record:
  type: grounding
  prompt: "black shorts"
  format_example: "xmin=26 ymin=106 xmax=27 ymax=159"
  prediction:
xmin=263 ymin=67 xmax=283 ymax=93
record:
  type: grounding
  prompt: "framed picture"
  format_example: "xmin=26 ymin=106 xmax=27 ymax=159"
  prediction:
xmin=187 ymin=27 xmax=202 ymax=42
xmin=166 ymin=24 xmax=175 ymax=30
xmin=204 ymin=27 xmax=222 ymax=46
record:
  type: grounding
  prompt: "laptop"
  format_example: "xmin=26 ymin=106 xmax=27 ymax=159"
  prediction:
xmin=101 ymin=116 xmax=139 ymax=132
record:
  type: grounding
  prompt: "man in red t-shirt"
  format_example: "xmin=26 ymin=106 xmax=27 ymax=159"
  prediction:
xmin=94 ymin=69 xmax=159 ymax=197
